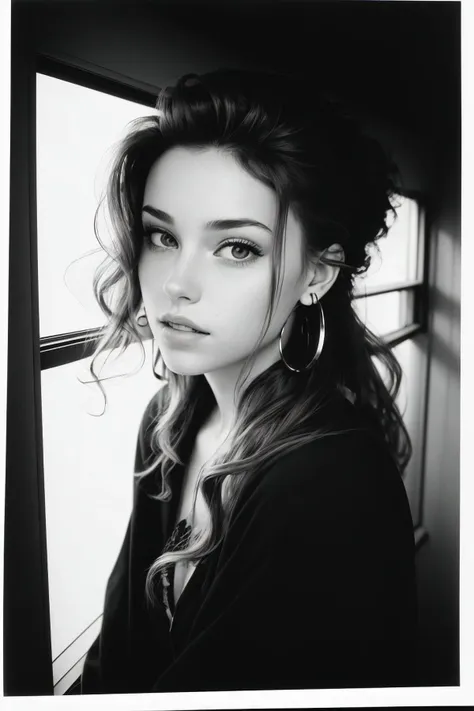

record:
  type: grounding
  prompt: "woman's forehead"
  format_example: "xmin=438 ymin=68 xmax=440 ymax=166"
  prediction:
xmin=143 ymin=146 xmax=279 ymax=231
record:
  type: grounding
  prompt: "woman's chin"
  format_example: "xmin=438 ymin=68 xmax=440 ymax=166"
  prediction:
xmin=159 ymin=355 xmax=207 ymax=377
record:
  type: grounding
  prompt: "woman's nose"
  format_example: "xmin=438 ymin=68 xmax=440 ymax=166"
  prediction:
xmin=162 ymin=254 xmax=201 ymax=302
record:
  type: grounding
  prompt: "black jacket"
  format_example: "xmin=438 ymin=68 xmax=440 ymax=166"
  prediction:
xmin=75 ymin=387 xmax=417 ymax=693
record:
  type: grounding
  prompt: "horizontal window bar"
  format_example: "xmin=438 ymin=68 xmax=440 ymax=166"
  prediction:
xmin=40 ymin=328 xmax=104 ymax=351
xmin=40 ymin=342 xmax=97 ymax=371
xmin=383 ymin=323 xmax=423 ymax=347
xmin=40 ymin=329 xmax=103 ymax=370
xmin=37 ymin=55 xmax=158 ymax=107
xmin=353 ymin=280 xmax=423 ymax=299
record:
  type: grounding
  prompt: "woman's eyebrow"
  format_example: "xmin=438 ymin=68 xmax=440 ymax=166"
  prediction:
xmin=142 ymin=205 xmax=272 ymax=233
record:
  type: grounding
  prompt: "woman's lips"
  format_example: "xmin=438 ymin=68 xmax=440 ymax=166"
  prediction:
xmin=164 ymin=322 xmax=204 ymax=334
xmin=161 ymin=322 xmax=209 ymax=339
xmin=159 ymin=314 xmax=209 ymax=334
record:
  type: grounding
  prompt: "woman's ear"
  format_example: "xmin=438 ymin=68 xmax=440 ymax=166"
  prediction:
xmin=300 ymin=244 xmax=345 ymax=305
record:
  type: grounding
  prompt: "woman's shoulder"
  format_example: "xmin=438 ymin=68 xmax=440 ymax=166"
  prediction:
xmin=266 ymin=430 xmax=394 ymax=489
xmin=255 ymin=399 xmax=406 ymax=515
xmin=225 ymin=400 xmax=414 ymax=558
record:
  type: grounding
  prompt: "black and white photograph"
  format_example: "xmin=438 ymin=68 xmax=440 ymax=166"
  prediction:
xmin=2 ymin=0 xmax=470 ymax=707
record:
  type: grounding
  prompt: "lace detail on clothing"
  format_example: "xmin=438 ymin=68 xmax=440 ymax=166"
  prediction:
xmin=160 ymin=518 xmax=194 ymax=625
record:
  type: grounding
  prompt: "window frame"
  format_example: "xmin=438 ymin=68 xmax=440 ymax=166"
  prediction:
xmin=36 ymin=59 xmax=158 ymax=695
xmin=37 ymin=54 xmax=158 ymax=110
xmin=5 ymin=42 xmax=159 ymax=696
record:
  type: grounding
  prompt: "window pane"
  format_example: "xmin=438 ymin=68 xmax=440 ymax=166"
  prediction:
xmin=374 ymin=336 xmax=428 ymax=527
xmin=40 ymin=340 xmax=159 ymax=672
xmin=36 ymin=74 xmax=153 ymax=337
xmin=391 ymin=338 xmax=428 ymax=527
xmin=354 ymin=195 xmax=421 ymax=292
xmin=352 ymin=289 xmax=415 ymax=337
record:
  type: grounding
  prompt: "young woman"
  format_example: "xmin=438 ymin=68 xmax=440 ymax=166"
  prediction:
xmin=77 ymin=69 xmax=417 ymax=693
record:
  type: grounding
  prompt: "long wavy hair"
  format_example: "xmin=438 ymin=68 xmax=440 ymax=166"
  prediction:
xmin=88 ymin=68 xmax=412 ymax=605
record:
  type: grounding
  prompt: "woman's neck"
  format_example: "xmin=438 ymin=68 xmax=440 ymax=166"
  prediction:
xmin=203 ymin=340 xmax=283 ymax=437
xmin=202 ymin=370 xmax=237 ymax=440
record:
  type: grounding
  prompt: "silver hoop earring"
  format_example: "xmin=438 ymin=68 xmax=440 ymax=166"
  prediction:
xmin=137 ymin=309 xmax=148 ymax=327
xmin=279 ymin=292 xmax=326 ymax=373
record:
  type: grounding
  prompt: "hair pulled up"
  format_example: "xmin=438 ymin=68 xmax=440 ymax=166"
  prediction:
xmin=88 ymin=68 xmax=412 ymax=605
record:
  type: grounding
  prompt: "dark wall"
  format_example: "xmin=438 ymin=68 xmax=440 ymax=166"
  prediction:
xmin=414 ymin=99 xmax=461 ymax=684
xmin=29 ymin=0 xmax=256 ymax=89
xmin=6 ymin=5 xmax=53 ymax=695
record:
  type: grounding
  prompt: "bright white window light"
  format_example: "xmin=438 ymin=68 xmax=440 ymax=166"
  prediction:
xmin=354 ymin=194 xmax=421 ymax=293
xmin=41 ymin=341 xmax=159 ymax=691
xmin=36 ymin=74 xmax=154 ymax=337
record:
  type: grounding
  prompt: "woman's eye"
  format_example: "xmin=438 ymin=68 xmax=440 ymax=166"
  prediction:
xmin=217 ymin=241 xmax=262 ymax=264
xmin=222 ymin=244 xmax=251 ymax=260
xmin=142 ymin=230 xmax=262 ymax=264
xmin=144 ymin=229 xmax=177 ymax=250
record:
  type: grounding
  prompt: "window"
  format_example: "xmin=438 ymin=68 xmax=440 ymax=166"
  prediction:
xmin=36 ymin=72 xmax=152 ymax=337
xmin=352 ymin=193 xmax=428 ymax=530
xmin=34 ymin=64 xmax=428 ymax=694
xmin=352 ymin=192 xmax=426 ymax=340
xmin=36 ymin=68 xmax=159 ymax=694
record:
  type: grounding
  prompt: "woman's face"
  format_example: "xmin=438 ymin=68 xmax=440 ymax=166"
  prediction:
xmin=138 ymin=145 xmax=309 ymax=378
